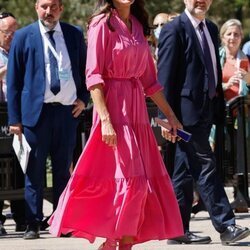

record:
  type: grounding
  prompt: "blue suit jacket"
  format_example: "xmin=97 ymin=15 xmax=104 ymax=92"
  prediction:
xmin=7 ymin=21 xmax=89 ymax=127
xmin=158 ymin=12 xmax=224 ymax=126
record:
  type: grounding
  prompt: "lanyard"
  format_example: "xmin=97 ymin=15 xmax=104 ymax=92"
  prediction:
xmin=44 ymin=32 xmax=62 ymax=68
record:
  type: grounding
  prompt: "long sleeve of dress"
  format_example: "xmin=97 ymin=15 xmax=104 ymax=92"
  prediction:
xmin=86 ymin=16 xmax=109 ymax=90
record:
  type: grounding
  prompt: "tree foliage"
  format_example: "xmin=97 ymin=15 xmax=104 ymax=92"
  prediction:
xmin=1 ymin=0 xmax=250 ymax=36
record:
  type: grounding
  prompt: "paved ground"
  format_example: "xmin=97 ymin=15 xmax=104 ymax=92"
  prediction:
xmin=0 ymin=188 xmax=250 ymax=250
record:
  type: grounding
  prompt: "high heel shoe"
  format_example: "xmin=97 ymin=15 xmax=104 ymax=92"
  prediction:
xmin=98 ymin=239 xmax=118 ymax=250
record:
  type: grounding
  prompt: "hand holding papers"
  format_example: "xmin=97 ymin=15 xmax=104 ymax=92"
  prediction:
xmin=12 ymin=134 xmax=31 ymax=174
xmin=155 ymin=117 xmax=192 ymax=142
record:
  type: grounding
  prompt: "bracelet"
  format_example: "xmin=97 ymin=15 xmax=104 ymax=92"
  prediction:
xmin=100 ymin=115 xmax=110 ymax=123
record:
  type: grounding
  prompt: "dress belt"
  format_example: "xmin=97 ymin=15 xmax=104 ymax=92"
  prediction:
xmin=104 ymin=76 xmax=140 ymax=81
xmin=45 ymin=102 xmax=62 ymax=106
xmin=105 ymin=77 xmax=140 ymax=89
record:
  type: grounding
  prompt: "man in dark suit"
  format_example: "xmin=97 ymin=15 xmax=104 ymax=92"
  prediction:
xmin=7 ymin=0 xmax=89 ymax=239
xmin=158 ymin=0 xmax=250 ymax=245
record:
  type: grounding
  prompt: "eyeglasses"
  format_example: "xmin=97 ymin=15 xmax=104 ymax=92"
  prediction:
xmin=0 ymin=12 xmax=15 ymax=19
xmin=0 ymin=29 xmax=15 ymax=36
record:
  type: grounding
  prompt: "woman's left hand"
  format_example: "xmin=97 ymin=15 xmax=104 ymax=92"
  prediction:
xmin=161 ymin=115 xmax=183 ymax=143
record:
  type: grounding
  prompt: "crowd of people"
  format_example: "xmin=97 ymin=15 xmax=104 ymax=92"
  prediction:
xmin=0 ymin=0 xmax=250 ymax=249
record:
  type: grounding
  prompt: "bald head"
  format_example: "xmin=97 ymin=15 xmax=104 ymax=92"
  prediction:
xmin=153 ymin=13 xmax=169 ymax=27
xmin=0 ymin=15 xmax=18 ymax=51
xmin=153 ymin=13 xmax=169 ymax=41
xmin=0 ymin=15 xmax=17 ymax=29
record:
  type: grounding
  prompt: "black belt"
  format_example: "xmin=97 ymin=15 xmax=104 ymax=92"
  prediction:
xmin=45 ymin=102 xmax=62 ymax=106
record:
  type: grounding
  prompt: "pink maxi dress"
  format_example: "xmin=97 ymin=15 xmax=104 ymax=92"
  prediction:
xmin=49 ymin=10 xmax=183 ymax=244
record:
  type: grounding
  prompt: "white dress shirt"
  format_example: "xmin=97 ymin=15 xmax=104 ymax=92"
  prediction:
xmin=38 ymin=20 xmax=77 ymax=105
xmin=185 ymin=9 xmax=218 ymax=86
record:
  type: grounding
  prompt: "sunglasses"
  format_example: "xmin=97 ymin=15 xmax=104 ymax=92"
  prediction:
xmin=153 ymin=23 xmax=166 ymax=29
xmin=0 ymin=12 xmax=15 ymax=19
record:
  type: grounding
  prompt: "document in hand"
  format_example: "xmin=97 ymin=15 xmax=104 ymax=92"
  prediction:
xmin=12 ymin=134 xmax=31 ymax=174
xmin=154 ymin=117 xmax=192 ymax=142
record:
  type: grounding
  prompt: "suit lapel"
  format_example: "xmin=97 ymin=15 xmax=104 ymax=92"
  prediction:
xmin=206 ymin=21 xmax=221 ymax=84
xmin=181 ymin=13 xmax=205 ymax=65
xmin=29 ymin=22 xmax=45 ymax=81
xmin=206 ymin=21 xmax=217 ymax=48
xmin=61 ymin=22 xmax=76 ymax=69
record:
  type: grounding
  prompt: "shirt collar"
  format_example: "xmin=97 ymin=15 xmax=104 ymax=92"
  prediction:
xmin=185 ymin=8 xmax=206 ymax=30
xmin=38 ymin=19 xmax=62 ymax=35
xmin=0 ymin=47 xmax=8 ymax=58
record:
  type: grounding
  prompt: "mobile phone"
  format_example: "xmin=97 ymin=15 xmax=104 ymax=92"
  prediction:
xmin=239 ymin=59 xmax=249 ymax=71
xmin=176 ymin=128 xmax=192 ymax=142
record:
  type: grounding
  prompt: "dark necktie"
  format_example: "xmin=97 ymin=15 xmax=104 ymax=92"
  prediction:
xmin=199 ymin=22 xmax=216 ymax=99
xmin=48 ymin=30 xmax=60 ymax=95
xmin=0 ymin=80 xmax=5 ymax=102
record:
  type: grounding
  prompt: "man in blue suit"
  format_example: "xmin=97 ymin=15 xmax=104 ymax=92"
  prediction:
xmin=158 ymin=0 xmax=250 ymax=245
xmin=7 ymin=0 xmax=89 ymax=239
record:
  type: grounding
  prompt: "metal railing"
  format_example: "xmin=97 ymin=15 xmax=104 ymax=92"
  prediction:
xmin=220 ymin=95 xmax=250 ymax=209
xmin=0 ymin=103 xmax=53 ymax=201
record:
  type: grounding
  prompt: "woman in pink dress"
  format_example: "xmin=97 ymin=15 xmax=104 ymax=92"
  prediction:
xmin=49 ymin=0 xmax=183 ymax=249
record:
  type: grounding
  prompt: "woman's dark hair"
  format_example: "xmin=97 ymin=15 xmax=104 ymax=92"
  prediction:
xmin=88 ymin=0 xmax=150 ymax=36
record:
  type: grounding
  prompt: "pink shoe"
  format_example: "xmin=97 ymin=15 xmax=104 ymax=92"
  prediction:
xmin=119 ymin=243 xmax=133 ymax=250
xmin=98 ymin=239 xmax=118 ymax=250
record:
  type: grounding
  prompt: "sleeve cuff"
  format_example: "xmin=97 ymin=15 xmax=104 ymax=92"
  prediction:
xmin=86 ymin=74 xmax=105 ymax=90
xmin=144 ymin=82 xmax=163 ymax=96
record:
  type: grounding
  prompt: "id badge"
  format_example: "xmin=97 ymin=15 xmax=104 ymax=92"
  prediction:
xmin=59 ymin=69 xmax=70 ymax=81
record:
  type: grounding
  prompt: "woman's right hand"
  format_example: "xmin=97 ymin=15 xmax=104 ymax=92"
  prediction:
xmin=89 ymin=84 xmax=117 ymax=147
xmin=101 ymin=118 xmax=117 ymax=147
